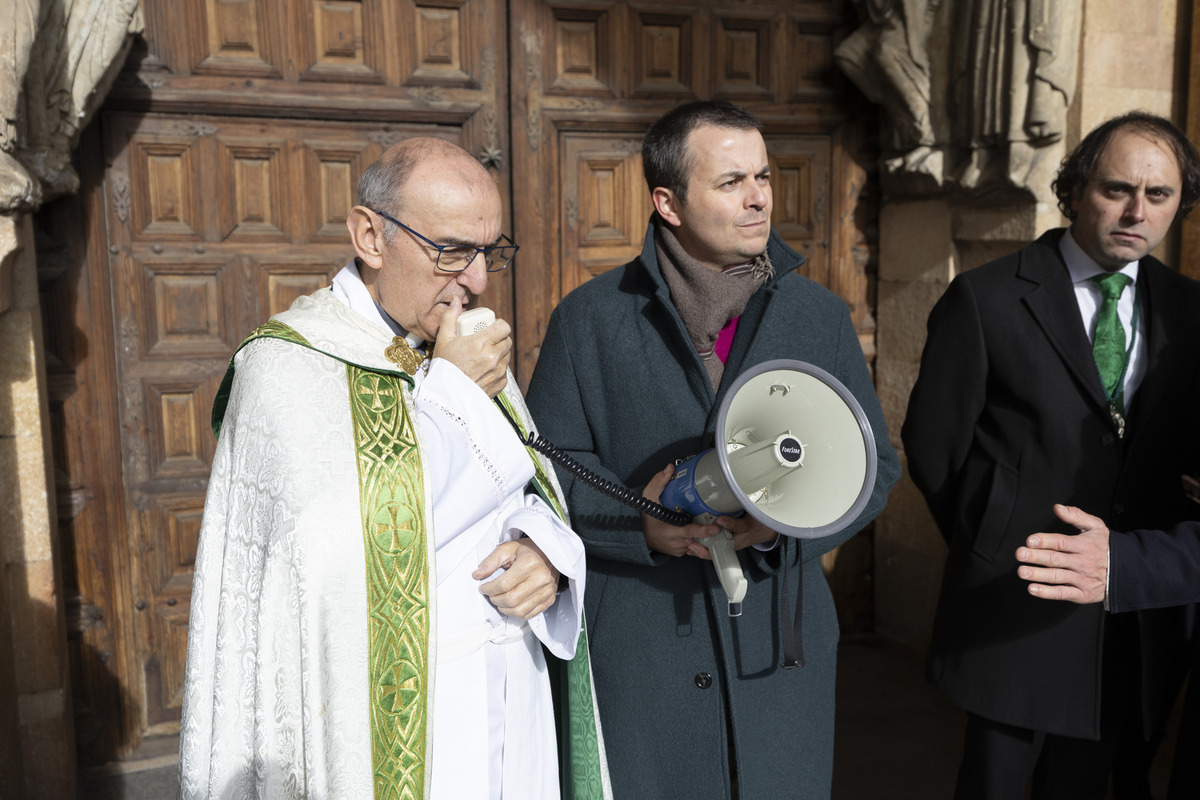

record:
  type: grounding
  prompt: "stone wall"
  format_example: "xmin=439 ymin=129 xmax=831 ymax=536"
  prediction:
xmin=0 ymin=214 xmax=27 ymax=799
xmin=0 ymin=212 xmax=74 ymax=798
xmin=870 ymin=0 xmax=1186 ymax=655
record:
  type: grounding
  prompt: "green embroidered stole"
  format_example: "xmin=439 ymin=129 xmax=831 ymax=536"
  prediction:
xmin=348 ymin=364 xmax=430 ymax=800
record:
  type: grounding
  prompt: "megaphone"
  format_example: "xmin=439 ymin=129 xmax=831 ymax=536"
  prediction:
xmin=659 ymin=360 xmax=879 ymax=616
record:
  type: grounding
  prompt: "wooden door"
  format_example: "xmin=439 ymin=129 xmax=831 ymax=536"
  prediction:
xmin=45 ymin=0 xmax=877 ymax=764
xmin=508 ymin=0 xmax=879 ymax=383
xmin=48 ymin=0 xmax=512 ymax=761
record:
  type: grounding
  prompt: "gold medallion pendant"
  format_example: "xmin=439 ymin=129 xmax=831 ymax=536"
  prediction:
xmin=385 ymin=337 xmax=427 ymax=374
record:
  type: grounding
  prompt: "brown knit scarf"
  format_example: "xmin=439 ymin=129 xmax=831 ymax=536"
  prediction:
xmin=655 ymin=221 xmax=773 ymax=389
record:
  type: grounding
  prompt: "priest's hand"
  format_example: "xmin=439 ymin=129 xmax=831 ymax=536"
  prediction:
xmin=640 ymin=463 xmax=720 ymax=557
xmin=434 ymin=298 xmax=512 ymax=398
xmin=474 ymin=538 xmax=560 ymax=620
xmin=687 ymin=515 xmax=778 ymax=560
xmin=1015 ymin=504 xmax=1110 ymax=605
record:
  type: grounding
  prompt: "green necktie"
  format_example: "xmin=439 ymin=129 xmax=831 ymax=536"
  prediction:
xmin=1092 ymin=271 xmax=1132 ymax=414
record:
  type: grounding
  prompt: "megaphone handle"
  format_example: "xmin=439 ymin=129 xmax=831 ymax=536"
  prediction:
xmin=702 ymin=530 xmax=748 ymax=617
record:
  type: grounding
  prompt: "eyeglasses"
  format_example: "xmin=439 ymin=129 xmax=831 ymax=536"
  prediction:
xmin=370 ymin=208 xmax=519 ymax=273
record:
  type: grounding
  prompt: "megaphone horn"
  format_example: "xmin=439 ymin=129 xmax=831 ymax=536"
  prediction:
xmin=660 ymin=359 xmax=879 ymax=616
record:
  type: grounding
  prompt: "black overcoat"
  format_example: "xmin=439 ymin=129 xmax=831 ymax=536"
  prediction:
xmin=527 ymin=222 xmax=900 ymax=799
xmin=902 ymin=228 xmax=1200 ymax=739
xmin=1110 ymin=521 xmax=1200 ymax=613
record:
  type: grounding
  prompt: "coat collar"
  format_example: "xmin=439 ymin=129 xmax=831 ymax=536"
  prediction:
xmin=1122 ymin=254 xmax=1173 ymax=439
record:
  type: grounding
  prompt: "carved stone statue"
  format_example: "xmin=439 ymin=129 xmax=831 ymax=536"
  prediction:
xmin=1 ymin=0 xmax=144 ymax=212
xmin=836 ymin=0 xmax=1080 ymax=197
xmin=952 ymin=0 xmax=1080 ymax=192
xmin=835 ymin=0 xmax=945 ymax=190
xmin=1 ymin=0 xmax=42 ymax=210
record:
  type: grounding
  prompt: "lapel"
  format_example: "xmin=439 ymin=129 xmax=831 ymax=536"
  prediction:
xmin=1123 ymin=259 xmax=1172 ymax=442
xmin=1016 ymin=231 xmax=1113 ymax=415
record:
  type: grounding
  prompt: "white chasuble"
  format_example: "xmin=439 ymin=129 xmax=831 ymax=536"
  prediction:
xmin=179 ymin=274 xmax=608 ymax=800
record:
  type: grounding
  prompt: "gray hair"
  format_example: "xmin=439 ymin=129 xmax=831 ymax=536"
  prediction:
xmin=355 ymin=137 xmax=476 ymax=241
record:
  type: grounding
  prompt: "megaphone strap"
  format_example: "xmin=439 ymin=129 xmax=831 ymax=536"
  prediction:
xmin=780 ymin=538 xmax=806 ymax=669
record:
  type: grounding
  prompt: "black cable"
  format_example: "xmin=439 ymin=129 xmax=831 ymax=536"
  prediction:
xmin=521 ymin=431 xmax=693 ymax=527
xmin=492 ymin=397 xmax=692 ymax=527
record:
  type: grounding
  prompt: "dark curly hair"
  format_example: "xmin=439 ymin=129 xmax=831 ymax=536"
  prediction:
xmin=642 ymin=101 xmax=763 ymax=203
xmin=1052 ymin=111 xmax=1200 ymax=220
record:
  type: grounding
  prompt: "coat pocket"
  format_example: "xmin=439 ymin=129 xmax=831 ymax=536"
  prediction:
xmin=970 ymin=462 xmax=1019 ymax=562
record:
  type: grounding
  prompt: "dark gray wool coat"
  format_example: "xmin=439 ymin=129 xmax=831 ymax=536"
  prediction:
xmin=526 ymin=220 xmax=901 ymax=800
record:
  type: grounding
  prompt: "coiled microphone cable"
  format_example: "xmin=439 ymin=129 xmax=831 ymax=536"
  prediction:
xmin=493 ymin=399 xmax=692 ymax=527
xmin=520 ymin=430 xmax=693 ymax=527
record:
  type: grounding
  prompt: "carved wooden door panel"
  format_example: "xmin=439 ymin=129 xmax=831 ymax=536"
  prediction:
xmin=100 ymin=112 xmax=393 ymax=739
xmin=60 ymin=0 xmax=511 ymax=760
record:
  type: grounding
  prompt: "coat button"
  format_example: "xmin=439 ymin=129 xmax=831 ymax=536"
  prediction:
xmin=694 ymin=672 xmax=712 ymax=689
xmin=1113 ymin=502 xmax=1125 ymax=514
xmin=1101 ymin=433 xmax=1116 ymax=446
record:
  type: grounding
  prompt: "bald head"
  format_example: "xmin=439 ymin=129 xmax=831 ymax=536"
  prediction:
xmin=356 ymin=137 xmax=493 ymax=236
xmin=346 ymin=137 xmax=504 ymax=342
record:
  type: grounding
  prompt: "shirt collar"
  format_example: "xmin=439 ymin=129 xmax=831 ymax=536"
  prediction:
xmin=1060 ymin=227 xmax=1140 ymax=286
xmin=331 ymin=260 xmax=426 ymax=348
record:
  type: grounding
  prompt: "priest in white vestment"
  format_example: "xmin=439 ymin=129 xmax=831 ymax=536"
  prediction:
xmin=179 ymin=138 xmax=610 ymax=800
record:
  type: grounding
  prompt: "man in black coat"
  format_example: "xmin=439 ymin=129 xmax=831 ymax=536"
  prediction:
xmin=527 ymin=101 xmax=899 ymax=799
xmin=902 ymin=111 xmax=1200 ymax=799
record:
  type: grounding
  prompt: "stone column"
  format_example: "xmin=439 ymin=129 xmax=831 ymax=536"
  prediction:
xmin=872 ymin=197 xmax=1064 ymax=652
xmin=0 ymin=211 xmax=75 ymax=798
xmin=0 ymin=213 xmax=26 ymax=800
xmin=872 ymin=199 xmax=953 ymax=652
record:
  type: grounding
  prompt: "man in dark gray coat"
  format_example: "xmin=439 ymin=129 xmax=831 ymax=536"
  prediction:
xmin=526 ymin=101 xmax=899 ymax=798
